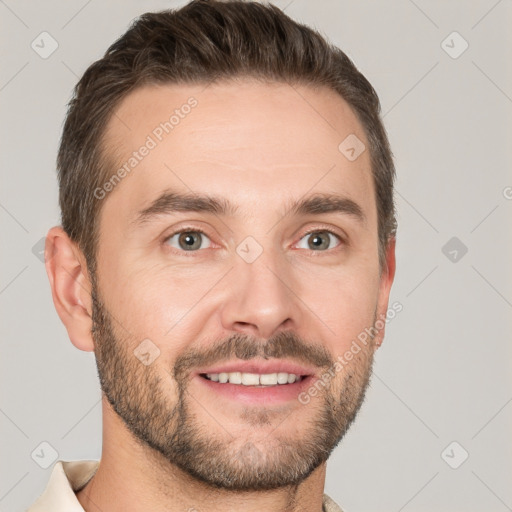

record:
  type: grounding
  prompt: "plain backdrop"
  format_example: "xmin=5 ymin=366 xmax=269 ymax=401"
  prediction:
xmin=1 ymin=1 xmax=511 ymax=511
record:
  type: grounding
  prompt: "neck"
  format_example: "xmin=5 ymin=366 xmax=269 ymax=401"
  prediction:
xmin=76 ymin=399 xmax=327 ymax=512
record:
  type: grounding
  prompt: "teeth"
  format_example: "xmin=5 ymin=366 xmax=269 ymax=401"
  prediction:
xmin=241 ymin=373 xmax=260 ymax=385
xmin=205 ymin=372 xmax=302 ymax=386
xmin=229 ymin=372 xmax=242 ymax=384
xmin=277 ymin=372 xmax=289 ymax=384
xmin=260 ymin=373 xmax=278 ymax=385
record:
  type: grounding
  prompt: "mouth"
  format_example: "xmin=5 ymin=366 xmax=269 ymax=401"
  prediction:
xmin=193 ymin=361 xmax=317 ymax=405
xmin=200 ymin=371 xmax=306 ymax=386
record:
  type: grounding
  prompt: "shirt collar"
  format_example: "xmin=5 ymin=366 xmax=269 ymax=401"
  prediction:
xmin=27 ymin=460 xmax=99 ymax=512
xmin=28 ymin=459 xmax=343 ymax=512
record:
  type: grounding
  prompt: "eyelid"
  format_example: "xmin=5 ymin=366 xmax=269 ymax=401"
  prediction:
xmin=161 ymin=223 xmax=347 ymax=254
xmin=161 ymin=225 xmax=215 ymax=253
xmin=162 ymin=225 xmax=211 ymax=241
xmin=297 ymin=224 xmax=347 ymax=244
xmin=292 ymin=225 xmax=346 ymax=252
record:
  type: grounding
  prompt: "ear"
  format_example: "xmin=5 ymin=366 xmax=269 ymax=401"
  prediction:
xmin=373 ymin=237 xmax=397 ymax=349
xmin=45 ymin=226 xmax=95 ymax=352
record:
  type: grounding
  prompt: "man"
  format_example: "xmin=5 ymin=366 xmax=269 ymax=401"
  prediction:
xmin=29 ymin=0 xmax=397 ymax=510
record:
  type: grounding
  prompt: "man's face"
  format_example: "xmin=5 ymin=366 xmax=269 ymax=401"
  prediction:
xmin=90 ymin=80 xmax=394 ymax=490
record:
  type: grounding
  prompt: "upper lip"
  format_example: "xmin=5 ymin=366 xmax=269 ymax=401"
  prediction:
xmin=195 ymin=359 xmax=317 ymax=377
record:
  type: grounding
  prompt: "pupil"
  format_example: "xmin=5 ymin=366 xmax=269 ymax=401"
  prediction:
xmin=180 ymin=232 xmax=200 ymax=250
xmin=309 ymin=231 xmax=328 ymax=250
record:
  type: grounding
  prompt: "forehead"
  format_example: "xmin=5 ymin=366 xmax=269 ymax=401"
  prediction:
xmin=100 ymin=79 xmax=375 ymax=227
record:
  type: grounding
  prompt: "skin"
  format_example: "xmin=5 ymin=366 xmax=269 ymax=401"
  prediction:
xmin=45 ymin=80 xmax=396 ymax=512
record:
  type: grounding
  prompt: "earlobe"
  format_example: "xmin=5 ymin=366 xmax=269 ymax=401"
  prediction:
xmin=45 ymin=226 xmax=95 ymax=352
xmin=374 ymin=237 xmax=397 ymax=349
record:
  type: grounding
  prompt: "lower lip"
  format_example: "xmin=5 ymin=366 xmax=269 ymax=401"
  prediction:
xmin=196 ymin=374 xmax=315 ymax=405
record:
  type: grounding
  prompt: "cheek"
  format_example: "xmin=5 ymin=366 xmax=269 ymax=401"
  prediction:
xmin=297 ymin=266 xmax=379 ymax=353
xmin=98 ymin=229 xmax=380 ymax=360
xmin=98 ymin=258 xmax=222 ymax=344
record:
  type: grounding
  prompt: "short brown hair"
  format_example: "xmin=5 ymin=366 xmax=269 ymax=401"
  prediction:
xmin=58 ymin=0 xmax=397 ymax=276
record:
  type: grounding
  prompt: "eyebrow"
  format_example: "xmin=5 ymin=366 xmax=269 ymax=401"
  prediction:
xmin=132 ymin=190 xmax=366 ymax=227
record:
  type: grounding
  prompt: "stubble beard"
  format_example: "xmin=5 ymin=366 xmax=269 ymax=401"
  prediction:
xmin=90 ymin=280 xmax=376 ymax=491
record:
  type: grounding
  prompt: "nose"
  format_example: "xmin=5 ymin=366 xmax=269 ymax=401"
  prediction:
xmin=219 ymin=246 xmax=299 ymax=340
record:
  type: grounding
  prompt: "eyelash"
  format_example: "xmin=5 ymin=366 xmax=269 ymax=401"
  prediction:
xmin=162 ymin=225 xmax=346 ymax=256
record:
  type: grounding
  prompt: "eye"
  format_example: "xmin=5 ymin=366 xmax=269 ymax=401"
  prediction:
xmin=164 ymin=230 xmax=212 ymax=252
xmin=296 ymin=230 xmax=342 ymax=251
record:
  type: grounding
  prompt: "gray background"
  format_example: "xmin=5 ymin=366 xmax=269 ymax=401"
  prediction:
xmin=1 ymin=1 xmax=511 ymax=511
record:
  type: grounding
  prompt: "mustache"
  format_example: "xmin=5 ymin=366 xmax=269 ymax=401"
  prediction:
xmin=173 ymin=331 xmax=333 ymax=382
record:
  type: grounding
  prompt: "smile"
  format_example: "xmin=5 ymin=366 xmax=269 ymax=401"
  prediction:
xmin=202 ymin=372 xmax=305 ymax=386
